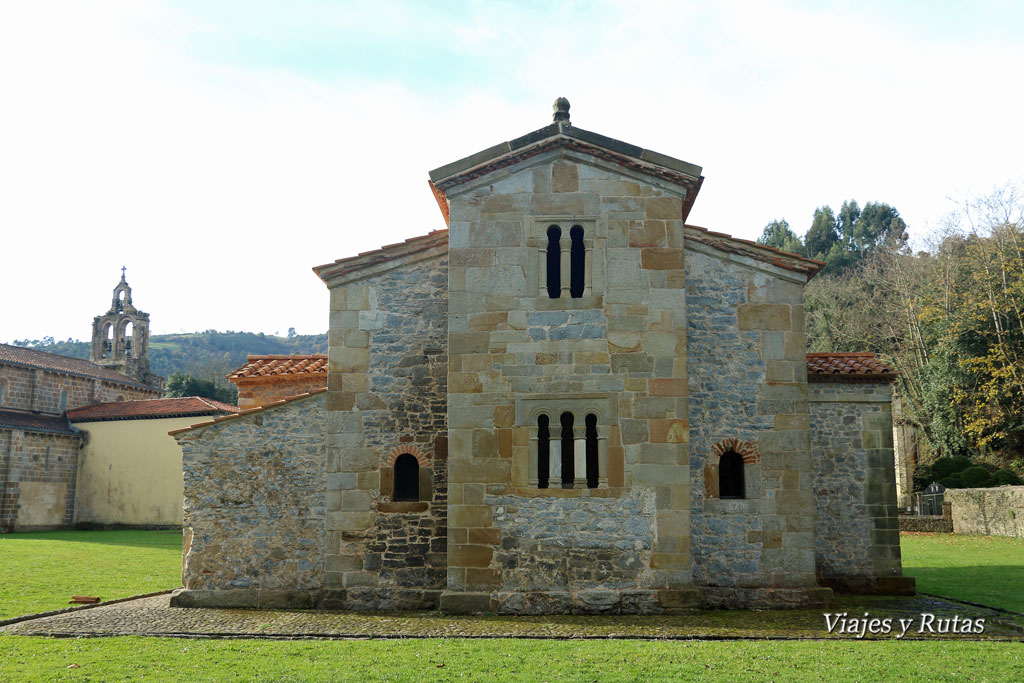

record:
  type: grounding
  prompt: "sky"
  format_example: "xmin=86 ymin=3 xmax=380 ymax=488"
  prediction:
xmin=2 ymin=0 xmax=1022 ymax=343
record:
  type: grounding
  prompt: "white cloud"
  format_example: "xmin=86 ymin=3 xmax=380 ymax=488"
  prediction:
xmin=1 ymin=0 xmax=1022 ymax=342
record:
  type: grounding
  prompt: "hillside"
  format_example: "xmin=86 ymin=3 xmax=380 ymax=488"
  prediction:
xmin=9 ymin=331 xmax=328 ymax=385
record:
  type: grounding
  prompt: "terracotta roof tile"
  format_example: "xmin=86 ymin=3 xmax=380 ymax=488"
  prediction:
xmin=0 ymin=409 xmax=78 ymax=435
xmin=227 ymin=355 xmax=328 ymax=381
xmin=806 ymin=352 xmax=898 ymax=382
xmin=0 ymin=343 xmax=160 ymax=391
xmin=66 ymin=397 xmax=239 ymax=422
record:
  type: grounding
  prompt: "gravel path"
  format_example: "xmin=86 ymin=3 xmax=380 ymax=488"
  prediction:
xmin=2 ymin=592 xmax=1021 ymax=640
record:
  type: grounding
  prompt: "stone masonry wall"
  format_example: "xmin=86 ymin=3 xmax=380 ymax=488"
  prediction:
xmin=946 ymin=486 xmax=1024 ymax=537
xmin=236 ymin=376 xmax=327 ymax=410
xmin=686 ymin=246 xmax=821 ymax=606
xmin=0 ymin=363 xmax=159 ymax=414
xmin=485 ymin=489 xmax=657 ymax=613
xmin=172 ymin=392 xmax=325 ymax=609
xmin=443 ymin=152 xmax=697 ymax=613
xmin=324 ymin=254 xmax=448 ymax=609
xmin=810 ymin=382 xmax=908 ymax=592
xmin=0 ymin=430 xmax=80 ymax=531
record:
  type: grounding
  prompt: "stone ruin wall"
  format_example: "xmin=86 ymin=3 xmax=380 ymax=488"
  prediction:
xmin=946 ymin=485 xmax=1024 ymax=538
xmin=685 ymin=246 xmax=825 ymax=608
xmin=810 ymin=381 xmax=910 ymax=593
xmin=324 ymin=255 xmax=449 ymax=610
xmin=172 ymin=392 xmax=326 ymax=609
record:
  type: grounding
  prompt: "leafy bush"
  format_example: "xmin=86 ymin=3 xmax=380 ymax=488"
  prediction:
xmin=993 ymin=468 xmax=1023 ymax=486
xmin=939 ymin=473 xmax=962 ymax=489
xmin=931 ymin=456 xmax=972 ymax=479
xmin=958 ymin=466 xmax=994 ymax=488
xmin=912 ymin=465 xmax=935 ymax=492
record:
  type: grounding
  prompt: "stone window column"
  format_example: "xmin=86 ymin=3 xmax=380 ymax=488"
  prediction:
xmin=559 ymin=233 xmax=572 ymax=298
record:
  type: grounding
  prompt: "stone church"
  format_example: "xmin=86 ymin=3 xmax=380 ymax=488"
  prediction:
xmin=1 ymin=273 xmax=165 ymax=531
xmin=171 ymin=100 xmax=913 ymax=613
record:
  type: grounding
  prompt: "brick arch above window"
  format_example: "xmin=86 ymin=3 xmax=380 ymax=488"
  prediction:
xmin=385 ymin=443 xmax=428 ymax=467
xmin=711 ymin=438 xmax=760 ymax=464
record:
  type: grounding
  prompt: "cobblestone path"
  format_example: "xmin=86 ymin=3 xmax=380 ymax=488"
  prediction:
xmin=2 ymin=592 xmax=1021 ymax=640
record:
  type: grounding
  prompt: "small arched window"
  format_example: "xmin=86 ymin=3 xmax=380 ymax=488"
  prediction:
xmin=393 ymin=453 xmax=420 ymax=502
xmin=0 ymin=382 xmax=4 ymax=407
xmin=59 ymin=390 xmax=68 ymax=412
xmin=569 ymin=225 xmax=585 ymax=298
xmin=537 ymin=414 xmax=551 ymax=489
xmin=585 ymin=413 xmax=599 ymax=488
xmin=546 ymin=225 xmax=562 ymax=298
xmin=560 ymin=412 xmax=575 ymax=487
xmin=719 ymin=450 xmax=745 ymax=499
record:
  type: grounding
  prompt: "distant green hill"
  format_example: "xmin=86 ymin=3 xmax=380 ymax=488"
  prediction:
xmin=9 ymin=331 xmax=328 ymax=386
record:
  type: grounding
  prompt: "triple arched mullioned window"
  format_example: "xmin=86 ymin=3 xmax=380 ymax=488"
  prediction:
xmin=534 ymin=411 xmax=603 ymax=489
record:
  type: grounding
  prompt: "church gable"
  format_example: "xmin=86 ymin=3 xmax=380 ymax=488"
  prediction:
xmin=168 ymin=100 xmax=911 ymax=614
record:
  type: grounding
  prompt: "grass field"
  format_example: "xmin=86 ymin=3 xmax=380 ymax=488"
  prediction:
xmin=0 ymin=636 xmax=1021 ymax=682
xmin=900 ymin=532 xmax=1024 ymax=612
xmin=1 ymin=530 xmax=1022 ymax=680
xmin=0 ymin=530 xmax=182 ymax=619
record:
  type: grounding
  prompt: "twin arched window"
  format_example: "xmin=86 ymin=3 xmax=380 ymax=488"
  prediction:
xmin=545 ymin=224 xmax=586 ymax=299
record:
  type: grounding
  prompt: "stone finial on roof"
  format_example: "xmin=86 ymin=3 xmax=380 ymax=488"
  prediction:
xmin=552 ymin=97 xmax=570 ymax=123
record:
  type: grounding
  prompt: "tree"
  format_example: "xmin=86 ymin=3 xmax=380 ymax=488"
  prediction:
xmin=287 ymin=327 xmax=297 ymax=338
xmin=756 ymin=219 xmax=805 ymax=255
xmin=164 ymin=371 xmax=237 ymax=405
xmin=852 ymin=202 xmax=909 ymax=256
xmin=805 ymin=206 xmax=839 ymax=260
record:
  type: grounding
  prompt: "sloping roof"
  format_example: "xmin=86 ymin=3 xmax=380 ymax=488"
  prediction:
xmin=428 ymin=120 xmax=703 ymax=208
xmin=0 ymin=343 xmax=159 ymax=391
xmin=686 ymin=225 xmax=825 ymax=277
xmin=806 ymin=352 xmax=898 ymax=383
xmin=168 ymin=388 xmax=327 ymax=436
xmin=227 ymin=355 xmax=328 ymax=381
xmin=314 ymin=230 xmax=449 ymax=285
xmin=0 ymin=409 xmax=78 ymax=436
xmin=67 ymin=397 xmax=239 ymax=423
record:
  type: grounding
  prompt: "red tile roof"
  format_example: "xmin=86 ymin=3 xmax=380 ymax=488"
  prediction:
xmin=806 ymin=352 xmax=898 ymax=382
xmin=169 ymin=388 xmax=327 ymax=436
xmin=0 ymin=343 xmax=160 ymax=391
xmin=227 ymin=355 xmax=328 ymax=381
xmin=0 ymin=409 xmax=78 ymax=435
xmin=66 ymin=397 xmax=239 ymax=422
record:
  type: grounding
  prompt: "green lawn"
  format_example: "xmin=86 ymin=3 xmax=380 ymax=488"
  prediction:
xmin=0 ymin=637 xmax=1021 ymax=682
xmin=2 ymin=530 xmax=1023 ymax=680
xmin=900 ymin=532 xmax=1024 ymax=612
xmin=0 ymin=530 xmax=182 ymax=619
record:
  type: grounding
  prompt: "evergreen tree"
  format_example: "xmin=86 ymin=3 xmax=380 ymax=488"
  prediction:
xmin=756 ymin=219 xmax=806 ymax=255
xmin=805 ymin=206 xmax=839 ymax=260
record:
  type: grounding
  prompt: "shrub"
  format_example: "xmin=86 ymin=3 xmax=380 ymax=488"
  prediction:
xmin=993 ymin=469 xmax=1023 ymax=486
xmin=939 ymin=473 xmax=962 ymax=489
xmin=912 ymin=465 xmax=935 ymax=492
xmin=958 ymin=466 xmax=994 ymax=488
xmin=931 ymin=456 xmax=972 ymax=479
